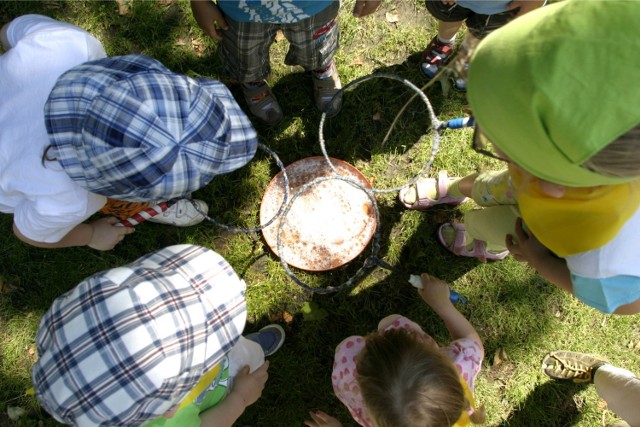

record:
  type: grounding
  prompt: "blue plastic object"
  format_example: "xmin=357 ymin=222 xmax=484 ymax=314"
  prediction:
xmin=440 ymin=116 xmax=476 ymax=129
xmin=449 ymin=289 xmax=469 ymax=304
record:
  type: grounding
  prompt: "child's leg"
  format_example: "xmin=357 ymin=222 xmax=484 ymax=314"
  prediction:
xmin=400 ymin=169 xmax=512 ymax=209
xmin=594 ymin=364 xmax=640 ymax=426
xmin=281 ymin=2 xmax=341 ymax=116
xmin=438 ymin=170 xmax=518 ymax=257
xmin=420 ymin=1 xmax=468 ymax=79
xmin=469 ymin=169 xmax=516 ymax=207
xmin=218 ymin=17 xmax=284 ymax=124
xmin=217 ymin=18 xmax=277 ymax=83
xmin=227 ymin=336 xmax=265 ymax=376
xmin=465 ymin=9 xmax=518 ymax=40
xmin=281 ymin=1 xmax=339 ymax=73
xmin=464 ymin=205 xmax=518 ymax=252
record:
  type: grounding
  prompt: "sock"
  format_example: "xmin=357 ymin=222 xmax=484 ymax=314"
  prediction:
xmin=437 ymin=34 xmax=456 ymax=45
xmin=313 ymin=62 xmax=334 ymax=80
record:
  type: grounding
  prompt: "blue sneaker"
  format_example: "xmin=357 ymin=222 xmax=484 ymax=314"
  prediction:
xmin=245 ymin=324 xmax=285 ymax=357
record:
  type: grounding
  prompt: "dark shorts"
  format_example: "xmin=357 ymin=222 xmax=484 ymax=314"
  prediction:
xmin=424 ymin=1 xmax=517 ymax=38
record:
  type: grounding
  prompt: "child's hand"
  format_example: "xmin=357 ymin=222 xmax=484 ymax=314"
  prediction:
xmin=506 ymin=218 xmax=551 ymax=269
xmin=230 ymin=361 xmax=269 ymax=407
xmin=304 ymin=410 xmax=343 ymax=427
xmin=352 ymin=0 xmax=381 ymax=18
xmin=190 ymin=0 xmax=228 ymax=41
xmin=88 ymin=217 xmax=134 ymax=251
xmin=417 ymin=273 xmax=452 ymax=309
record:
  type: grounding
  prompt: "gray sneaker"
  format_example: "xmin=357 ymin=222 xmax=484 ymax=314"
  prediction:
xmin=245 ymin=324 xmax=285 ymax=357
xmin=241 ymin=81 xmax=284 ymax=126
xmin=147 ymin=199 xmax=208 ymax=227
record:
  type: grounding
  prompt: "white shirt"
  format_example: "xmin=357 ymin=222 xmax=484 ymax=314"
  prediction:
xmin=0 ymin=15 xmax=107 ymax=242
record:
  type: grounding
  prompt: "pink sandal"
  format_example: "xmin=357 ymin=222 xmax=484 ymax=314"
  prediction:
xmin=437 ymin=222 xmax=508 ymax=262
xmin=399 ymin=170 xmax=467 ymax=210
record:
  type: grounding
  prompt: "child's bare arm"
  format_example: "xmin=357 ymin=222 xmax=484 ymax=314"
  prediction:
xmin=12 ymin=217 xmax=134 ymax=251
xmin=506 ymin=218 xmax=573 ymax=293
xmin=199 ymin=362 xmax=269 ymax=427
xmin=418 ymin=274 xmax=482 ymax=348
xmin=190 ymin=0 xmax=228 ymax=41
xmin=352 ymin=0 xmax=381 ymax=18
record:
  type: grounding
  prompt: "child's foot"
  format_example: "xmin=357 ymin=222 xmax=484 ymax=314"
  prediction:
xmin=241 ymin=81 xmax=284 ymax=126
xmin=541 ymin=351 xmax=608 ymax=383
xmin=245 ymin=324 xmax=285 ymax=357
xmin=399 ymin=170 xmax=466 ymax=210
xmin=438 ymin=222 xmax=508 ymax=262
xmin=147 ymin=199 xmax=208 ymax=227
xmin=420 ymin=35 xmax=455 ymax=79
xmin=312 ymin=62 xmax=342 ymax=117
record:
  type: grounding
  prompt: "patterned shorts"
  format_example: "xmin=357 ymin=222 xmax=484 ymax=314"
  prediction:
xmin=218 ymin=1 xmax=340 ymax=82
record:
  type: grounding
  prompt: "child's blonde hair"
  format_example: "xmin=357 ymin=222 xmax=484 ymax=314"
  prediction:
xmin=582 ymin=124 xmax=640 ymax=179
xmin=356 ymin=328 xmax=484 ymax=427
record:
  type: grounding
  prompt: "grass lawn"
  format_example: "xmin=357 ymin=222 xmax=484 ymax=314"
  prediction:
xmin=1 ymin=1 xmax=638 ymax=426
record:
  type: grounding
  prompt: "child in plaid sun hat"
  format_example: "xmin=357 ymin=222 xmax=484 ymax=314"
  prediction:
xmin=32 ymin=244 xmax=284 ymax=426
xmin=1 ymin=15 xmax=258 ymax=252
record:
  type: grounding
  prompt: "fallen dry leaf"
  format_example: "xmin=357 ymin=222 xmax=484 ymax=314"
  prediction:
xmin=493 ymin=348 xmax=509 ymax=366
xmin=349 ymin=58 xmax=365 ymax=67
xmin=282 ymin=311 xmax=294 ymax=325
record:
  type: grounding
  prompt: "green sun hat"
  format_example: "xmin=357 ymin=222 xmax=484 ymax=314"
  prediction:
xmin=467 ymin=0 xmax=640 ymax=187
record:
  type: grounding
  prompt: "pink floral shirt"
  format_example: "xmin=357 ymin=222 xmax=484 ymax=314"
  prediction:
xmin=331 ymin=316 xmax=484 ymax=427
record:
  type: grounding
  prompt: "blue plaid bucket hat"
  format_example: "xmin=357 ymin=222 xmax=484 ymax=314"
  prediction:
xmin=32 ymin=245 xmax=247 ymax=426
xmin=45 ymin=54 xmax=258 ymax=202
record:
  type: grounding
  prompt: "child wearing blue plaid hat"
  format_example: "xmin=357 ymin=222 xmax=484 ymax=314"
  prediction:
xmin=1 ymin=15 xmax=258 ymax=251
xmin=32 ymin=244 xmax=285 ymax=426
xmin=190 ymin=0 xmax=381 ymax=125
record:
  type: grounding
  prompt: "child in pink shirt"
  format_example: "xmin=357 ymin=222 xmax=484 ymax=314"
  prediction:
xmin=306 ymin=274 xmax=485 ymax=427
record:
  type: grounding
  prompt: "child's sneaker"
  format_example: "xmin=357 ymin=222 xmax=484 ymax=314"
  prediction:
xmin=420 ymin=36 xmax=455 ymax=79
xmin=148 ymin=199 xmax=208 ymax=227
xmin=241 ymin=81 xmax=284 ymax=126
xmin=541 ymin=350 xmax=608 ymax=383
xmin=245 ymin=324 xmax=285 ymax=357
xmin=312 ymin=62 xmax=342 ymax=117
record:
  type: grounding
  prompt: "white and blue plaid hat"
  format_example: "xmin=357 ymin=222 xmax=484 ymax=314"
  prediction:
xmin=45 ymin=54 xmax=258 ymax=202
xmin=32 ymin=245 xmax=247 ymax=426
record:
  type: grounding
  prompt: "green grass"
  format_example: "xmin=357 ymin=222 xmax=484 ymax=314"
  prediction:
xmin=1 ymin=1 xmax=639 ymax=426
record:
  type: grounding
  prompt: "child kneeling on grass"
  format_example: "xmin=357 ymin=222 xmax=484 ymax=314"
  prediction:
xmin=31 ymin=244 xmax=284 ymax=426
xmin=400 ymin=0 xmax=640 ymax=315
xmin=1 ymin=15 xmax=258 ymax=251
xmin=306 ymin=274 xmax=485 ymax=427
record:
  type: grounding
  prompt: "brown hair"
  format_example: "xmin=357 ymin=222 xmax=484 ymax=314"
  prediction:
xmin=356 ymin=328 xmax=483 ymax=427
